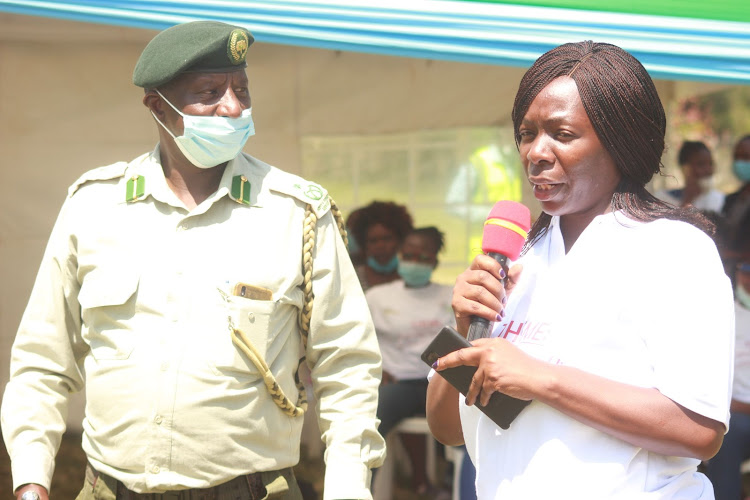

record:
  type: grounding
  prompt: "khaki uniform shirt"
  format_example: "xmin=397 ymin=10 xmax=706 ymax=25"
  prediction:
xmin=1 ymin=148 xmax=385 ymax=498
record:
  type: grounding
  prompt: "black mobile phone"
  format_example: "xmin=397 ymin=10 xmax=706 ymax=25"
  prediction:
xmin=421 ymin=326 xmax=530 ymax=429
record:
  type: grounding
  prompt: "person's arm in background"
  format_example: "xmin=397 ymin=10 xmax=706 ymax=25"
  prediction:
xmin=731 ymin=400 xmax=750 ymax=415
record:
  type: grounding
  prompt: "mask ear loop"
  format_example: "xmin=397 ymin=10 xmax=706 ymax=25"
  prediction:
xmin=155 ymin=89 xmax=186 ymax=116
xmin=149 ymin=90 xmax=182 ymax=140
xmin=150 ymin=111 xmax=178 ymax=140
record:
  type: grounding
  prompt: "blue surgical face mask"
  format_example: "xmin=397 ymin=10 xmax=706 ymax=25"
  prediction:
xmin=736 ymin=282 xmax=750 ymax=310
xmin=733 ymin=160 xmax=750 ymax=183
xmin=398 ymin=261 xmax=433 ymax=287
xmin=152 ymin=90 xmax=255 ymax=169
xmin=347 ymin=235 xmax=361 ymax=256
xmin=367 ymin=255 xmax=398 ymax=274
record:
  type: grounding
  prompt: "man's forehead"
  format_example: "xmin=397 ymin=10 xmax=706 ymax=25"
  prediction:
xmin=175 ymin=69 xmax=249 ymax=86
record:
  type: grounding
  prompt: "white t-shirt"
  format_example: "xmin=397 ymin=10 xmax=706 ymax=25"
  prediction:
xmin=460 ymin=212 xmax=735 ymax=500
xmin=366 ymin=280 xmax=454 ymax=380
xmin=733 ymin=302 xmax=750 ymax=404
xmin=654 ymin=188 xmax=725 ymax=213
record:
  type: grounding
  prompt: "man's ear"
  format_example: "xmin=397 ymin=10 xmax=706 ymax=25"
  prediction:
xmin=143 ymin=90 xmax=164 ymax=118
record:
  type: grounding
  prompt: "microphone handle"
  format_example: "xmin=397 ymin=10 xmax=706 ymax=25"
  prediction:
xmin=466 ymin=252 xmax=508 ymax=342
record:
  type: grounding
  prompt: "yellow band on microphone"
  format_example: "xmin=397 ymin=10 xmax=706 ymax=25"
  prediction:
xmin=484 ymin=218 xmax=529 ymax=239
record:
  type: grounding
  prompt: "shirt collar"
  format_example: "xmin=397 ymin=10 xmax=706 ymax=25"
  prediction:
xmin=123 ymin=147 xmax=263 ymax=209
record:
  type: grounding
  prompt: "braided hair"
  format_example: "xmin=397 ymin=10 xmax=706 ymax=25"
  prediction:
xmin=512 ymin=41 xmax=714 ymax=251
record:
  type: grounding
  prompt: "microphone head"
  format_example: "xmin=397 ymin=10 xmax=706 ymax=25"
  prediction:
xmin=482 ymin=201 xmax=531 ymax=261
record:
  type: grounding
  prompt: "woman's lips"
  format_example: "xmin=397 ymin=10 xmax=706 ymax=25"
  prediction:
xmin=532 ymin=182 xmax=560 ymax=201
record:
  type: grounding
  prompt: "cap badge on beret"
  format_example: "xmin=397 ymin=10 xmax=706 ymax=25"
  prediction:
xmin=228 ymin=29 xmax=250 ymax=65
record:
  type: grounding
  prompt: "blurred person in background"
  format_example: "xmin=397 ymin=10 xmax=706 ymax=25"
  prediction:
xmin=350 ymin=201 xmax=414 ymax=291
xmin=655 ymin=140 xmax=724 ymax=213
xmin=723 ymin=135 xmax=750 ymax=254
xmin=345 ymin=206 xmax=367 ymax=268
xmin=368 ymin=227 xmax=453 ymax=499
xmin=706 ymin=233 xmax=750 ymax=500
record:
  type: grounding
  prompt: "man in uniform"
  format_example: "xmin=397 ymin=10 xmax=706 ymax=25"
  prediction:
xmin=1 ymin=20 xmax=385 ymax=500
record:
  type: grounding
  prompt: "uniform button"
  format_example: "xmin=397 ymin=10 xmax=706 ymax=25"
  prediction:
xmin=151 ymin=465 xmax=160 ymax=474
xmin=155 ymin=415 xmax=163 ymax=424
xmin=247 ymin=312 xmax=255 ymax=322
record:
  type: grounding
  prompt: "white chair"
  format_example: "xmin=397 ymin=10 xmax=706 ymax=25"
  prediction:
xmin=372 ymin=417 xmax=440 ymax=500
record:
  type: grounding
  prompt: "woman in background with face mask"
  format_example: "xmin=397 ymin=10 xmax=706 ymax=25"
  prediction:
xmin=367 ymin=227 xmax=453 ymax=499
xmin=706 ymin=247 xmax=750 ymax=500
xmin=350 ymin=200 xmax=414 ymax=291
xmin=722 ymin=135 xmax=750 ymax=253
xmin=655 ymin=140 xmax=724 ymax=213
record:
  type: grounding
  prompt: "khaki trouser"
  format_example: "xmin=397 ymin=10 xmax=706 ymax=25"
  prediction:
xmin=75 ymin=462 xmax=303 ymax=500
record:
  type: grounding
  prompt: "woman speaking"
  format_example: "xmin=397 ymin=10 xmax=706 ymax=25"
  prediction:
xmin=426 ymin=41 xmax=734 ymax=499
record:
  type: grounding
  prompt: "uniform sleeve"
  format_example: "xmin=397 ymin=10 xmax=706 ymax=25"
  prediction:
xmin=641 ymin=225 xmax=734 ymax=427
xmin=1 ymin=198 xmax=86 ymax=491
xmin=305 ymin=210 xmax=385 ymax=500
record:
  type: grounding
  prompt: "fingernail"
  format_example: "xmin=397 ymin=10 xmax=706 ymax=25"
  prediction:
xmin=496 ymin=313 xmax=502 ymax=322
xmin=500 ymin=268 xmax=507 ymax=279
xmin=431 ymin=361 xmax=438 ymax=369
xmin=502 ymin=296 xmax=507 ymax=305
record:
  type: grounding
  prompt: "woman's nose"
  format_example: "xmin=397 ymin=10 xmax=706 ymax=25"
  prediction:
xmin=526 ymin=135 xmax=554 ymax=166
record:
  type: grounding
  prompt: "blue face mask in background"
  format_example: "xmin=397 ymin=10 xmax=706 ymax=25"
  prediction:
xmin=737 ymin=282 xmax=750 ymax=310
xmin=733 ymin=160 xmax=750 ymax=183
xmin=397 ymin=261 xmax=433 ymax=287
xmin=347 ymin=235 xmax=361 ymax=256
xmin=152 ymin=90 xmax=255 ymax=168
xmin=367 ymin=255 xmax=399 ymax=274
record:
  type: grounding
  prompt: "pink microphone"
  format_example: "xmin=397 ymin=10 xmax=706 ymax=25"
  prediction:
xmin=467 ymin=201 xmax=531 ymax=341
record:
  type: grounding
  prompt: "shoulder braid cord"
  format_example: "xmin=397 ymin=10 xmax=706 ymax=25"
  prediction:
xmin=230 ymin=197 xmax=348 ymax=417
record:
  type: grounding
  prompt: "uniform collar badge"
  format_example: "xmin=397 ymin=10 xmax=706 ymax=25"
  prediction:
xmin=126 ymin=175 xmax=146 ymax=202
xmin=231 ymin=174 xmax=251 ymax=205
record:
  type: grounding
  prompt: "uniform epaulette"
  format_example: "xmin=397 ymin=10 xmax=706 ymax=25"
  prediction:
xmin=270 ymin=173 xmax=331 ymax=218
xmin=67 ymin=161 xmax=129 ymax=198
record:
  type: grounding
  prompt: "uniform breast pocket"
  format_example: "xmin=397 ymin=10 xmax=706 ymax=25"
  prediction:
xmin=78 ymin=265 xmax=140 ymax=360
xmin=211 ymin=296 xmax=278 ymax=376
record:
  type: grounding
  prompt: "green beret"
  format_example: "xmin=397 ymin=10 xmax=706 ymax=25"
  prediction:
xmin=133 ymin=21 xmax=254 ymax=88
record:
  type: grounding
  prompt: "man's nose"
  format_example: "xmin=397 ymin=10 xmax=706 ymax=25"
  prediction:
xmin=216 ymin=89 xmax=244 ymax=118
